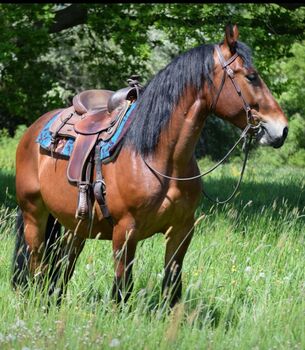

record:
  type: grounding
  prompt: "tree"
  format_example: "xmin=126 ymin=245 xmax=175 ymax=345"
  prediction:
xmin=0 ymin=3 xmax=304 ymax=148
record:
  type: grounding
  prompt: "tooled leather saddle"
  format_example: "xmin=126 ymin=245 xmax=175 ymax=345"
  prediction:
xmin=44 ymin=75 xmax=142 ymax=224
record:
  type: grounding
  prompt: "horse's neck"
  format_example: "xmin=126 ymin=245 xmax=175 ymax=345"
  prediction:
xmin=156 ymin=90 xmax=209 ymax=174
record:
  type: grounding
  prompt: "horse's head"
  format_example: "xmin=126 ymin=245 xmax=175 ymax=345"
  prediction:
xmin=211 ymin=24 xmax=288 ymax=148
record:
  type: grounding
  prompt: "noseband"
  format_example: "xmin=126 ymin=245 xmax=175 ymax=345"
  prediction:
xmin=142 ymin=45 xmax=262 ymax=204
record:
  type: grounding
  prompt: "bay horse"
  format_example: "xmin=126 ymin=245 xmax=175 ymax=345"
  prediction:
xmin=13 ymin=25 xmax=288 ymax=306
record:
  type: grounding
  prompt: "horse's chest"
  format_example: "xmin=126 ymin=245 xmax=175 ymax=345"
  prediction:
xmin=158 ymin=185 xmax=199 ymax=220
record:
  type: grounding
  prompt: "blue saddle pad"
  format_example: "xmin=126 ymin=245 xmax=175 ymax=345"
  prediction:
xmin=36 ymin=102 xmax=136 ymax=162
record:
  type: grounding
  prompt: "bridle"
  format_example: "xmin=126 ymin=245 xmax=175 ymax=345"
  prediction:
xmin=211 ymin=45 xmax=260 ymax=129
xmin=142 ymin=44 xmax=262 ymax=204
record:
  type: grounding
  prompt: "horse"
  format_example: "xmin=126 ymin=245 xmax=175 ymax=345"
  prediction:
xmin=12 ymin=24 xmax=288 ymax=307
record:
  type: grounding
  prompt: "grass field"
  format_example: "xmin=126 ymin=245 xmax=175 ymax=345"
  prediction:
xmin=0 ymin=132 xmax=304 ymax=349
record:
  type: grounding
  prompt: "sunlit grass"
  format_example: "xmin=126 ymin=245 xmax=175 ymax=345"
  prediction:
xmin=0 ymin=130 xmax=304 ymax=349
xmin=0 ymin=158 xmax=304 ymax=349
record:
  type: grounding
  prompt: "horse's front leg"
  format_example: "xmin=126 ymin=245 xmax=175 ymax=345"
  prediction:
xmin=162 ymin=219 xmax=194 ymax=308
xmin=111 ymin=220 xmax=137 ymax=303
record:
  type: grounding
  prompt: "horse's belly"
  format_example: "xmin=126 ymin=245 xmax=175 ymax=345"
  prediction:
xmin=119 ymin=184 xmax=201 ymax=240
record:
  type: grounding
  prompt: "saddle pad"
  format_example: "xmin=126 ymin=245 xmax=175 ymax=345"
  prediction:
xmin=36 ymin=102 xmax=137 ymax=162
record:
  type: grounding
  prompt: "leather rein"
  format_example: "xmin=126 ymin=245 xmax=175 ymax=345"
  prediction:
xmin=142 ymin=44 xmax=261 ymax=204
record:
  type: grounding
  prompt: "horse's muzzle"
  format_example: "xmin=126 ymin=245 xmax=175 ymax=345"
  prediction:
xmin=271 ymin=126 xmax=288 ymax=148
xmin=257 ymin=122 xmax=288 ymax=148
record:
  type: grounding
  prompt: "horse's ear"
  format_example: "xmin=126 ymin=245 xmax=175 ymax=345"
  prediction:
xmin=224 ymin=24 xmax=239 ymax=53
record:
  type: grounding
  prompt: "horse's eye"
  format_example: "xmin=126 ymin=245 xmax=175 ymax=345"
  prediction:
xmin=246 ymin=73 xmax=258 ymax=83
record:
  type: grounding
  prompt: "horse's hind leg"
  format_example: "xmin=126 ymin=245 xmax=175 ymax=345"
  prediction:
xmin=13 ymin=186 xmax=61 ymax=287
xmin=12 ymin=209 xmax=61 ymax=290
xmin=13 ymin=202 xmax=85 ymax=304
xmin=42 ymin=214 xmax=63 ymax=296
xmin=14 ymin=197 xmax=55 ymax=290
xmin=21 ymin=201 xmax=50 ymax=279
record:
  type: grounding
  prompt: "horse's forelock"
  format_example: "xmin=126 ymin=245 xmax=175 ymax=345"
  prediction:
xmin=235 ymin=41 xmax=253 ymax=68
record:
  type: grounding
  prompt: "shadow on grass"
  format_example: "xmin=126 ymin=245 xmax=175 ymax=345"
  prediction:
xmin=0 ymin=170 xmax=16 ymax=208
xmin=1 ymin=165 xmax=303 ymax=215
xmin=199 ymin=176 xmax=305 ymax=216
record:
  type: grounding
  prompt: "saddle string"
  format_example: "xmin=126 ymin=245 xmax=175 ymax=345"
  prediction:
xmin=142 ymin=45 xmax=260 ymax=204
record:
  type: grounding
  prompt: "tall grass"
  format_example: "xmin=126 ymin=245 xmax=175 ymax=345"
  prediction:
xmin=0 ymin=126 xmax=26 ymax=208
xmin=0 ymin=129 xmax=304 ymax=349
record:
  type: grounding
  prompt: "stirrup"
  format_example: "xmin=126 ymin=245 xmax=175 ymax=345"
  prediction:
xmin=75 ymin=182 xmax=91 ymax=220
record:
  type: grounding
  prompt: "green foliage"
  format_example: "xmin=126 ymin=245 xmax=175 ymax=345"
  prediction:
xmin=0 ymin=125 xmax=26 ymax=170
xmin=0 ymin=4 xmax=304 ymax=161
xmin=275 ymin=42 xmax=305 ymax=116
xmin=0 ymin=125 xmax=25 ymax=207
xmin=0 ymin=4 xmax=59 ymax=132
xmin=196 ymin=117 xmax=241 ymax=161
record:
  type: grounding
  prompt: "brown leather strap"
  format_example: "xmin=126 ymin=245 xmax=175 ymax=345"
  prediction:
xmin=215 ymin=45 xmax=238 ymax=69
xmin=212 ymin=45 xmax=256 ymax=127
xmin=211 ymin=45 xmax=239 ymax=113
xmin=93 ymin=143 xmax=113 ymax=226
xmin=210 ymin=69 xmax=226 ymax=113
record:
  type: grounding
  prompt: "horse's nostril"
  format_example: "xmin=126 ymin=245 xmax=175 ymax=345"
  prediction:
xmin=283 ymin=126 xmax=288 ymax=140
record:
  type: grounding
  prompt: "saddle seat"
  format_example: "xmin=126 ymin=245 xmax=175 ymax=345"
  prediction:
xmin=73 ymin=84 xmax=139 ymax=116
xmin=72 ymin=89 xmax=114 ymax=115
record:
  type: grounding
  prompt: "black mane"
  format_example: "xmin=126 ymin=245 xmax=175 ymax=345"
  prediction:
xmin=123 ymin=41 xmax=253 ymax=156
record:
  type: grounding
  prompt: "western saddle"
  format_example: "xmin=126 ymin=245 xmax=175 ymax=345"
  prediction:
xmin=48 ymin=75 xmax=142 ymax=224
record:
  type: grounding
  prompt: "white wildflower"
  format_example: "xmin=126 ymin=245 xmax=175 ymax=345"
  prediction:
xmin=15 ymin=319 xmax=26 ymax=328
xmin=244 ymin=266 xmax=252 ymax=274
xmin=258 ymin=272 xmax=265 ymax=279
xmin=6 ymin=334 xmax=16 ymax=341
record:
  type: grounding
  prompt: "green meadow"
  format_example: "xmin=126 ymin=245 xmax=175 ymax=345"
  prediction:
xmin=0 ymin=130 xmax=304 ymax=350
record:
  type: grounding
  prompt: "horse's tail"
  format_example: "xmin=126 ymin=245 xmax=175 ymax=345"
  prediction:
xmin=44 ymin=214 xmax=62 ymax=280
xmin=11 ymin=208 xmax=29 ymax=289
xmin=11 ymin=209 xmax=62 ymax=290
